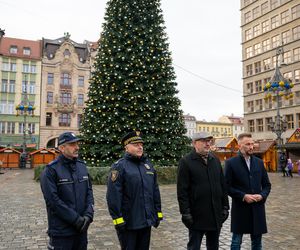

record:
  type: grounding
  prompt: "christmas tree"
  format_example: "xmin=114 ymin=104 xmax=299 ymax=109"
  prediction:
xmin=80 ymin=0 xmax=190 ymax=166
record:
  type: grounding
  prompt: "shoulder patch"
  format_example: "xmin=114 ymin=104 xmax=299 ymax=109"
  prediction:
xmin=110 ymin=170 xmax=119 ymax=182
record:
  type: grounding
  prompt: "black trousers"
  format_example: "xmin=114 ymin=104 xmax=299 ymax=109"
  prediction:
xmin=117 ymin=227 xmax=151 ymax=250
xmin=48 ymin=232 xmax=87 ymax=250
xmin=187 ymin=229 xmax=220 ymax=250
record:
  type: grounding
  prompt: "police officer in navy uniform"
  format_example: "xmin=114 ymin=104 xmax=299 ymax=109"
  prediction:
xmin=106 ymin=131 xmax=163 ymax=250
xmin=40 ymin=132 xmax=94 ymax=250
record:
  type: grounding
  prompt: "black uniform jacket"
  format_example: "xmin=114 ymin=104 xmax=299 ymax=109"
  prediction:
xmin=106 ymin=153 xmax=163 ymax=230
xmin=177 ymin=150 xmax=229 ymax=230
xmin=225 ymin=153 xmax=271 ymax=235
xmin=40 ymin=155 xmax=94 ymax=236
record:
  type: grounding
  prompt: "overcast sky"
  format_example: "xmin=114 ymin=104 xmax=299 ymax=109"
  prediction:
xmin=0 ymin=0 xmax=243 ymax=121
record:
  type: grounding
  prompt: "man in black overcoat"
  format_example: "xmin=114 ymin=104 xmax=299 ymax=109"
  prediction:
xmin=225 ymin=133 xmax=271 ymax=250
xmin=177 ymin=132 xmax=229 ymax=250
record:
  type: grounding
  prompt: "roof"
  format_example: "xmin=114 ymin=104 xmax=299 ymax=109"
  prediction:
xmin=286 ymin=128 xmax=300 ymax=143
xmin=253 ymin=140 xmax=276 ymax=153
xmin=0 ymin=37 xmax=42 ymax=60
xmin=215 ymin=137 xmax=236 ymax=148
xmin=0 ymin=147 xmax=21 ymax=154
xmin=29 ymin=148 xmax=56 ymax=155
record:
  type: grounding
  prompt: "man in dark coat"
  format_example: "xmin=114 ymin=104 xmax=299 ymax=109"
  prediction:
xmin=225 ymin=133 xmax=271 ymax=250
xmin=106 ymin=131 xmax=163 ymax=250
xmin=177 ymin=132 xmax=229 ymax=250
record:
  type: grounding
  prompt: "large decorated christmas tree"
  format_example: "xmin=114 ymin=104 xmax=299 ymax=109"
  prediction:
xmin=80 ymin=0 xmax=190 ymax=166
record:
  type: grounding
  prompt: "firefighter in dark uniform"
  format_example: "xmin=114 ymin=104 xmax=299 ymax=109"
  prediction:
xmin=106 ymin=131 xmax=163 ymax=250
xmin=40 ymin=132 xmax=94 ymax=250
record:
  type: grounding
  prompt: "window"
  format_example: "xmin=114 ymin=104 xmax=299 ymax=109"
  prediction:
xmin=77 ymin=114 xmax=83 ymax=128
xmin=282 ymin=30 xmax=290 ymax=44
xmin=271 ymin=15 xmax=279 ymax=29
xmin=244 ymin=11 xmax=251 ymax=23
xmin=262 ymin=39 xmax=270 ymax=52
xmin=0 ymin=122 xmax=5 ymax=133
xmin=281 ymin=10 xmax=289 ymax=25
xmin=295 ymin=70 xmax=300 ymax=83
xmin=262 ymin=20 xmax=270 ymax=33
xmin=255 ymin=80 xmax=262 ymax=92
xmin=254 ymin=62 xmax=261 ymax=73
xmin=263 ymin=58 xmax=271 ymax=70
xmin=283 ymin=71 xmax=292 ymax=80
xmin=254 ymin=43 xmax=261 ymax=55
xmin=245 ymin=29 xmax=252 ymax=41
xmin=296 ymin=91 xmax=300 ymax=104
xmin=253 ymin=25 xmax=260 ymax=37
xmin=244 ymin=0 xmax=251 ymax=6
xmin=294 ymin=48 xmax=300 ymax=61
xmin=78 ymin=76 xmax=84 ymax=87
xmin=265 ymin=98 xmax=272 ymax=109
xmin=7 ymin=101 xmax=14 ymax=114
xmin=246 ymin=64 xmax=253 ymax=76
xmin=278 ymin=96 xmax=283 ymax=107
xmin=261 ymin=2 xmax=269 ymax=15
xmin=23 ymin=47 xmax=31 ymax=56
xmin=256 ymin=99 xmax=263 ymax=110
xmin=30 ymin=65 xmax=36 ymax=73
xmin=270 ymin=0 xmax=279 ymax=10
xmin=59 ymin=113 xmax=71 ymax=127
xmin=248 ymin=120 xmax=255 ymax=132
xmin=23 ymin=64 xmax=30 ymax=73
xmin=29 ymin=82 xmax=35 ymax=94
xmin=47 ymin=73 xmax=54 ymax=85
xmin=272 ymin=35 xmax=280 ymax=48
xmin=77 ymin=94 xmax=84 ymax=106
xmin=46 ymin=113 xmax=52 ymax=126
xmin=2 ymin=62 xmax=9 ymax=71
xmin=61 ymin=73 xmax=71 ymax=85
xmin=60 ymin=92 xmax=72 ymax=104
xmin=10 ymin=63 xmax=16 ymax=72
xmin=283 ymin=51 xmax=291 ymax=64
xmin=10 ymin=46 xmax=17 ymax=54
xmin=47 ymin=92 xmax=53 ymax=104
xmin=266 ymin=117 xmax=273 ymax=131
xmin=1 ymin=79 xmax=8 ymax=92
xmin=63 ymin=49 xmax=71 ymax=57
xmin=257 ymin=119 xmax=264 ymax=132
xmin=28 ymin=123 xmax=35 ymax=134
xmin=246 ymin=47 xmax=253 ymax=58
xmin=7 ymin=122 xmax=15 ymax=134
xmin=0 ymin=100 xmax=6 ymax=113
xmin=293 ymin=26 xmax=300 ymax=40
xmin=247 ymin=82 xmax=253 ymax=93
xmin=8 ymin=80 xmax=15 ymax=93
xmin=289 ymin=95 xmax=294 ymax=106
xmin=297 ymin=114 xmax=300 ymax=128
xmin=292 ymin=4 xmax=300 ymax=19
xmin=253 ymin=7 xmax=260 ymax=19
xmin=19 ymin=123 xmax=24 ymax=134
xmin=247 ymin=101 xmax=254 ymax=112
xmin=285 ymin=114 xmax=294 ymax=129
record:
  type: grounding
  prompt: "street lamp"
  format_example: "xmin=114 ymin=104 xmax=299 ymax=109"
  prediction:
xmin=0 ymin=28 xmax=4 ymax=173
xmin=264 ymin=45 xmax=294 ymax=171
xmin=16 ymin=75 xmax=36 ymax=168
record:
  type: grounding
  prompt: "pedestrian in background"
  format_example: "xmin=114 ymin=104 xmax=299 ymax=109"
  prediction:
xmin=106 ymin=131 xmax=163 ymax=250
xmin=225 ymin=133 xmax=271 ymax=250
xmin=279 ymin=152 xmax=288 ymax=177
xmin=297 ymin=160 xmax=300 ymax=176
xmin=287 ymin=158 xmax=293 ymax=178
xmin=40 ymin=132 xmax=94 ymax=250
xmin=177 ymin=132 xmax=229 ymax=250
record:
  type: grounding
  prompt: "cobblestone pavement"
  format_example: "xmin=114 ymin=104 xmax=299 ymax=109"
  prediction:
xmin=0 ymin=169 xmax=299 ymax=250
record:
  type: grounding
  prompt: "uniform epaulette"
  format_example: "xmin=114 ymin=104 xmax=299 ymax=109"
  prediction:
xmin=47 ymin=159 xmax=59 ymax=167
xmin=112 ymin=158 xmax=124 ymax=169
xmin=77 ymin=159 xmax=86 ymax=164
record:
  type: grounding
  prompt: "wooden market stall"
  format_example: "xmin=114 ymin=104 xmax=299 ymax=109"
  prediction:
xmin=29 ymin=148 xmax=57 ymax=168
xmin=253 ymin=140 xmax=277 ymax=172
xmin=285 ymin=128 xmax=300 ymax=172
xmin=212 ymin=137 xmax=239 ymax=162
xmin=0 ymin=148 xmax=21 ymax=168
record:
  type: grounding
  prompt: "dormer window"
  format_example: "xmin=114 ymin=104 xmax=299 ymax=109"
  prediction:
xmin=10 ymin=46 xmax=18 ymax=54
xmin=63 ymin=49 xmax=71 ymax=58
xmin=23 ymin=47 xmax=31 ymax=56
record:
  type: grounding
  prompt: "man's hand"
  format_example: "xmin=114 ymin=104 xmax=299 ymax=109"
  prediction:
xmin=153 ymin=220 xmax=160 ymax=228
xmin=252 ymin=194 xmax=263 ymax=202
xmin=80 ymin=216 xmax=91 ymax=233
xmin=181 ymin=214 xmax=193 ymax=229
xmin=74 ymin=216 xmax=85 ymax=231
xmin=243 ymin=194 xmax=257 ymax=203
xmin=115 ymin=223 xmax=126 ymax=233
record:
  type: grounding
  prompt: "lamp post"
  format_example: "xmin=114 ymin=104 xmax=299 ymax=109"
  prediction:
xmin=264 ymin=45 xmax=294 ymax=171
xmin=16 ymin=75 xmax=36 ymax=168
xmin=0 ymin=29 xmax=4 ymax=173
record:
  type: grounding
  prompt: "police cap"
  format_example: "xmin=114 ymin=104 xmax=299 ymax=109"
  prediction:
xmin=58 ymin=132 xmax=82 ymax=146
xmin=121 ymin=131 xmax=144 ymax=146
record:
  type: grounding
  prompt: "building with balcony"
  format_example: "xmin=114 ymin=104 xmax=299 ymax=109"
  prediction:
xmin=39 ymin=34 xmax=93 ymax=147
xmin=196 ymin=120 xmax=233 ymax=138
xmin=219 ymin=114 xmax=245 ymax=138
xmin=241 ymin=0 xmax=300 ymax=142
xmin=0 ymin=37 xmax=41 ymax=148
